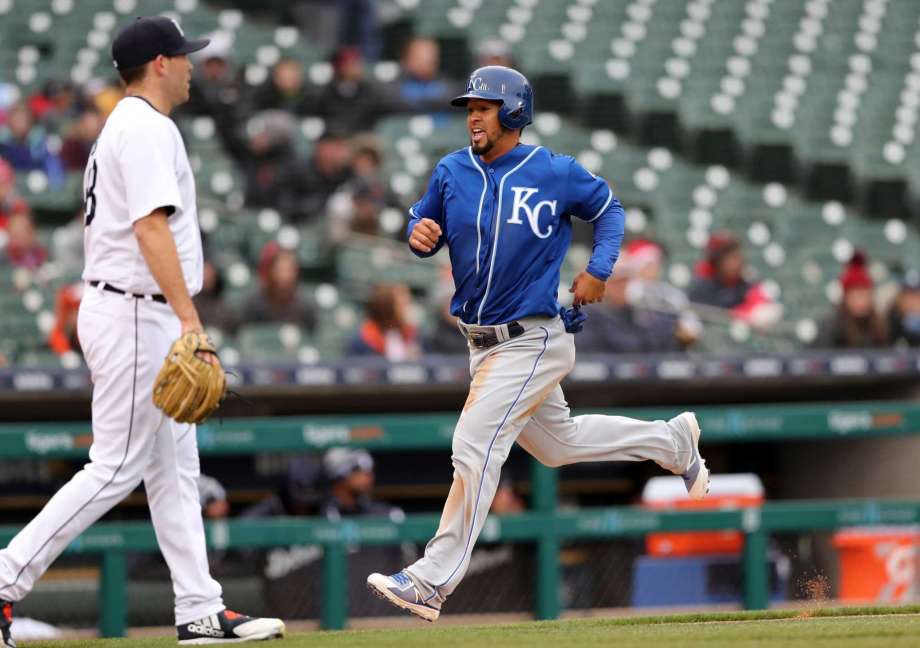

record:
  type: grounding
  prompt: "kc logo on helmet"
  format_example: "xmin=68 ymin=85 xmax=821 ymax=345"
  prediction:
xmin=507 ymin=186 xmax=556 ymax=239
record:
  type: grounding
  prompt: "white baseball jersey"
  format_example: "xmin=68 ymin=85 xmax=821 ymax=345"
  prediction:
xmin=81 ymin=95 xmax=203 ymax=296
xmin=0 ymin=99 xmax=224 ymax=626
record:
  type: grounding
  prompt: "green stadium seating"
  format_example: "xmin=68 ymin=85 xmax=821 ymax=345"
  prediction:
xmin=2 ymin=0 xmax=919 ymax=361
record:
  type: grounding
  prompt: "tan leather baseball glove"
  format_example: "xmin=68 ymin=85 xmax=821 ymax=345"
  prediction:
xmin=153 ymin=332 xmax=226 ymax=423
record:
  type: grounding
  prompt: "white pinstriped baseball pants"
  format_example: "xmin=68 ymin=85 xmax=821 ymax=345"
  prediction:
xmin=405 ymin=315 xmax=693 ymax=608
xmin=0 ymin=287 xmax=223 ymax=625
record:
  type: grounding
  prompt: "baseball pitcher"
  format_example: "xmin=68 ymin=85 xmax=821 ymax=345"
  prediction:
xmin=0 ymin=17 xmax=283 ymax=646
xmin=367 ymin=66 xmax=710 ymax=621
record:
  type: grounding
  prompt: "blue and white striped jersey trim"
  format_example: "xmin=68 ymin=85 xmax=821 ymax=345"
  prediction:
xmin=476 ymin=146 xmax=543 ymax=324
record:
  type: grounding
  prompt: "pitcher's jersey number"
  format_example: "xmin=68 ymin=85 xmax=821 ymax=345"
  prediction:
xmin=84 ymin=145 xmax=98 ymax=226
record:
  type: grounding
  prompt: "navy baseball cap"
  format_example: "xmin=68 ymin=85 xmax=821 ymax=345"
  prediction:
xmin=112 ymin=16 xmax=209 ymax=69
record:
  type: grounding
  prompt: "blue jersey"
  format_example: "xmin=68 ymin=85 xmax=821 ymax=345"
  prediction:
xmin=407 ymin=144 xmax=625 ymax=326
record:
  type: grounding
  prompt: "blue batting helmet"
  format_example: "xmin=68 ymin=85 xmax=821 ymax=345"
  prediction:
xmin=451 ymin=66 xmax=534 ymax=130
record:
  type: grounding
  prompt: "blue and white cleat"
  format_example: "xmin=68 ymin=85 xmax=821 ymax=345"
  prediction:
xmin=675 ymin=412 xmax=710 ymax=500
xmin=367 ymin=572 xmax=440 ymax=622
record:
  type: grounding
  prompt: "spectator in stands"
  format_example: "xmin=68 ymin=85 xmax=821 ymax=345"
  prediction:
xmin=0 ymin=158 xmax=28 ymax=230
xmin=1 ymin=208 xmax=46 ymax=269
xmin=195 ymin=259 xmax=239 ymax=334
xmin=328 ymin=177 xmax=390 ymax=244
xmin=47 ymin=283 xmax=82 ymax=356
xmin=349 ymin=134 xmax=398 ymax=208
xmin=241 ymin=109 xmax=301 ymax=210
xmin=351 ymin=134 xmax=384 ymax=181
xmin=250 ymin=58 xmax=308 ymax=114
xmin=348 ymin=283 xmax=422 ymax=360
xmin=314 ymin=47 xmax=404 ymax=134
xmin=186 ymin=37 xmax=247 ymax=159
xmin=29 ymin=80 xmax=81 ymax=132
xmin=186 ymin=37 xmax=240 ymax=115
xmin=688 ymin=231 xmax=780 ymax=328
xmin=889 ymin=269 xmax=920 ymax=348
xmin=296 ymin=131 xmax=353 ymax=221
xmin=422 ymin=269 xmax=469 ymax=355
xmin=397 ymin=37 xmax=455 ymax=112
xmin=815 ymin=251 xmax=889 ymax=349
xmin=578 ymin=240 xmax=694 ymax=354
xmin=50 ymin=208 xmax=85 ymax=277
xmin=59 ymin=109 xmax=103 ymax=171
xmin=0 ymin=103 xmax=65 ymax=186
xmin=320 ymin=447 xmax=399 ymax=520
xmin=244 ymin=241 xmax=317 ymax=329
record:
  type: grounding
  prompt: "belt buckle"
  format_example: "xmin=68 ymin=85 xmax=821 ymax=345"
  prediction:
xmin=469 ymin=331 xmax=485 ymax=347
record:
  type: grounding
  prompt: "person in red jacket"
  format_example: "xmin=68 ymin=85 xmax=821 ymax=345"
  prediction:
xmin=688 ymin=231 xmax=780 ymax=328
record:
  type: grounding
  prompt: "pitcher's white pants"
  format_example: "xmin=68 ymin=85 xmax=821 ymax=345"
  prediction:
xmin=0 ymin=287 xmax=223 ymax=625
xmin=405 ymin=316 xmax=694 ymax=607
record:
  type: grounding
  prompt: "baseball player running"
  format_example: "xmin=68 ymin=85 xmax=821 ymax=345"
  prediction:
xmin=0 ymin=17 xmax=284 ymax=646
xmin=368 ymin=66 xmax=710 ymax=621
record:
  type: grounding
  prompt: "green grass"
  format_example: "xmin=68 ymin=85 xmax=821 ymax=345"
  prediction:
xmin=27 ymin=606 xmax=920 ymax=647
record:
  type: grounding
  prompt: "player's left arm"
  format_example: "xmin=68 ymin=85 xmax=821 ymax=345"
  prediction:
xmin=134 ymin=211 xmax=202 ymax=334
xmin=119 ymin=121 xmax=209 ymax=342
xmin=567 ymin=160 xmax=625 ymax=306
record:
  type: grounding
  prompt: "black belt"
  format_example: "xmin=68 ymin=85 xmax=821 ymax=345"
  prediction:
xmin=463 ymin=321 xmax=525 ymax=349
xmin=90 ymin=281 xmax=167 ymax=304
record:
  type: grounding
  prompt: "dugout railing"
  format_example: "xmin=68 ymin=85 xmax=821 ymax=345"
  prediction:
xmin=1 ymin=400 xmax=919 ymax=636
xmin=0 ymin=500 xmax=919 ymax=636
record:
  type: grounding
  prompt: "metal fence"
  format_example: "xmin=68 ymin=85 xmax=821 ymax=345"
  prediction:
xmin=2 ymin=498 xmax=919 ymax=635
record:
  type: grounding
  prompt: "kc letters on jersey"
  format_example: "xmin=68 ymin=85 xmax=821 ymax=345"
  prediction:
xmin=506 ymin=186 xmax=556 ymax=239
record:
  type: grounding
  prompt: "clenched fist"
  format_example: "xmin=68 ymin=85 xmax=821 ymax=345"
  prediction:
xmin=409 ymin=218 xmax=442 ymax=253
xmin=570 ymin=271 xmax=605 ymax=307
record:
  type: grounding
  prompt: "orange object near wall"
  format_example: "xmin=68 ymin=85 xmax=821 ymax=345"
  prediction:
xmin=833 ymin=529 xmax=919 ymax=603
xmin=642 ymin=474 xmax=765 ymax=557
xmin=646 ymin=494 xmax=764 ymax=556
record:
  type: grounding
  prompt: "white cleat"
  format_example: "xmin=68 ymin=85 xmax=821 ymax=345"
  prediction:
xmin=675 ymin=412 xmax=710 ymax=500
xmin=367 ymin=572 xmax=440 ymax=622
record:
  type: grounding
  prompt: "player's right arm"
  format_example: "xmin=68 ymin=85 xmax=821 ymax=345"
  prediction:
xmin=406 ymin=165 xmax=447 ymax=258
xmin=408 ymin=216 xmax=442 ymax=254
